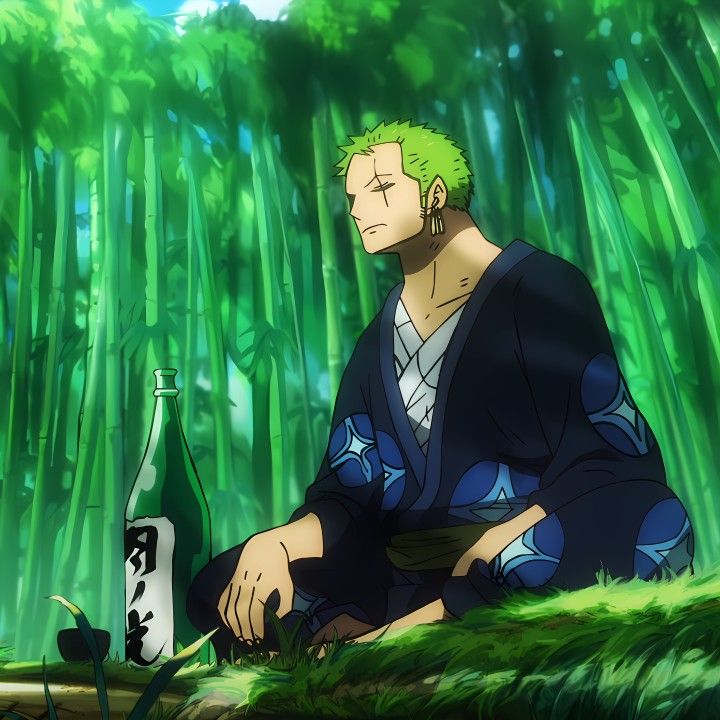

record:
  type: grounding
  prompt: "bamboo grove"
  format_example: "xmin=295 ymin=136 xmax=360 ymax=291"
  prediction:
xmin=0 ymin=0 xmax=718 ymax=662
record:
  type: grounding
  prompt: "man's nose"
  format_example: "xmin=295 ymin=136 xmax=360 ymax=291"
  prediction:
xmin=348 ymin=198 xmax=360 ymax=220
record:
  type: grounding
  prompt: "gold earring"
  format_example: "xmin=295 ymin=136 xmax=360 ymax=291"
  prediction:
xmin=431 ymin=206 xmax=444 ymax=236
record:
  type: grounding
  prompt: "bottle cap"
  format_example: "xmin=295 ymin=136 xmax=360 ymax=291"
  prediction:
xmin=154 ymin=368 xmax=179 ymax=397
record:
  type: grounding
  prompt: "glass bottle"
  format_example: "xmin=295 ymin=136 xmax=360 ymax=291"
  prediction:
xmin=124 ymin=368 xmax=211 ymax=665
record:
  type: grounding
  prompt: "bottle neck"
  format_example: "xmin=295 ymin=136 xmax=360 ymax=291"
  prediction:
xmin=149 ymin=394 xmax=182 ymax=438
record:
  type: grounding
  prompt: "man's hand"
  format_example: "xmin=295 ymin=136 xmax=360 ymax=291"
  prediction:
xmin=451 ymin=504 xmax=547 ymax=577
xmin=217 ymin=531 xmax=294 ymax=643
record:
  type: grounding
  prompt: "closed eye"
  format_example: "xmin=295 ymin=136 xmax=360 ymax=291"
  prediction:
xmin=372 ymin=182 xmax=395 ymax=192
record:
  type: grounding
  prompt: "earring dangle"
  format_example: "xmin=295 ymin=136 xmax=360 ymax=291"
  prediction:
xmin=431 ymin=206 xmax=445 ymax=236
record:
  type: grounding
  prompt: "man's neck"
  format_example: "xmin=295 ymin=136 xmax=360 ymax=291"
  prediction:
xmin=393 ymin=208 xmax=502 ymax=317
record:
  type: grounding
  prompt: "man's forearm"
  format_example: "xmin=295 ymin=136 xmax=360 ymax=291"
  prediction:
xmin=266 ymin=512 xmax=324 ymax=562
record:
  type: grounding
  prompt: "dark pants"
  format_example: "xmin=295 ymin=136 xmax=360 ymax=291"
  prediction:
xmin=443 ymin=480 xmax=695 ymax=618
xmin=186 ymin=536 xmax=389 ymax=662
xmin=190 ymin=481 xmax=695 ymax=658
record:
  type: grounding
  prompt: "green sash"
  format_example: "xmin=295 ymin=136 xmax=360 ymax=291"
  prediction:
xmin=385 ymin=521 xmax=502 ymax=571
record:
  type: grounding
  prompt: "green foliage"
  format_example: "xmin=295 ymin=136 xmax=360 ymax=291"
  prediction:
xmin=126 ymin=629 xmax=217 ymax=720
xmin=49 ymin=594 xmax=110 ymax=720
xmin=41 ymin=656 xmax=59 ymax=720
xmin=170 ymin=568 xmax=720 ymax=719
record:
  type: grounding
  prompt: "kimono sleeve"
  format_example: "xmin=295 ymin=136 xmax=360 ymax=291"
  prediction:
xmin=286 ymin=338 xmax=386 ymax=557
xmin=513 ymin=252 xmax=666 ymax=517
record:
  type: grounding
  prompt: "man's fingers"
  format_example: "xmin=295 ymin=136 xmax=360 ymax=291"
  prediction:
xmin=276 ymin=579 xmax=294 ymax=618
xmin=236 ymin=583 xmax=254 ymax=641
xmin=217 ymin=583 xmax=230 ymax=628
xmin=225 ymin=582 xmax=244 ymax=640
xmin=249 ymin=588 xmax=265 ymax=641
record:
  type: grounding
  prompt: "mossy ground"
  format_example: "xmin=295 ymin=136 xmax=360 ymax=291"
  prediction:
xmin=2 ymin=566 xmax=719 ymax=719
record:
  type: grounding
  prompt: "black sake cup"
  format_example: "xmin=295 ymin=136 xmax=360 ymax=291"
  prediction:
xmin=57 ymin=628 xmax=111 ymax=662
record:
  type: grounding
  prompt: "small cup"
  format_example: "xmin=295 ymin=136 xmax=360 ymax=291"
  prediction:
xmin=57 ymin=628 xmax=111 ymax=662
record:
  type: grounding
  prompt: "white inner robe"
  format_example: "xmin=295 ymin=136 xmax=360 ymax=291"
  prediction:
xmin=393 ymin=297 xmax=466 ymax=455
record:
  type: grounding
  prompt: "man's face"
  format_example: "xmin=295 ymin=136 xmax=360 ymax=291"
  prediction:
xmin=345 ymin=142 xmax=425 ymax=253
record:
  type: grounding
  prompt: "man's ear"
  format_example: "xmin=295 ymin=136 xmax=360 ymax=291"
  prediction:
xmin=426 ymin=175 xmax=448 ymax=212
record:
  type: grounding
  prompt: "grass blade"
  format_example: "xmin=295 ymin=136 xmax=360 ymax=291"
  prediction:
xmin=42 ymin=655 xmax=59 ymax=720
xmin=127 ymin=629 xmax=217 ymax=720
xmin=48 ymin=594 xmax=109 ymax=720
xmin=0 ymin=712 xmax=35 ymax=720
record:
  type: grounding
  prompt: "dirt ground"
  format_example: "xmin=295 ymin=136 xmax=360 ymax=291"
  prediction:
xmin=0 ymin=680 xmax=184 ymax=719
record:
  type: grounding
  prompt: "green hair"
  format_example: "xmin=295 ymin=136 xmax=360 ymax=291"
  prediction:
xmin=335 ymin=119 xmax=473 ymax=211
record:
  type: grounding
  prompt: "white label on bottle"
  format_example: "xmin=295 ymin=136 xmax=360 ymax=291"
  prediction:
xmin=124 ymin=516 xmax=175 ymax=666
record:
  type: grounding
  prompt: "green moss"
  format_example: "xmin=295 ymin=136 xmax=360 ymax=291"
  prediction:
xmin=175 ymin=567 xmax=720 ymax=718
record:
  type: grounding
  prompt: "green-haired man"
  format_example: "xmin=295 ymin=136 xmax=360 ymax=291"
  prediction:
xmin=189 ymin=120 xmax=693 ymax=659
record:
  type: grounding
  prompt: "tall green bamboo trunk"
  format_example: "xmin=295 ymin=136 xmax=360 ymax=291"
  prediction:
xmin=311 ymin=91 xmax=343 ymax=404
xmin=262 ymin=134 xmax=317 ymax=516
xmin=50 ymin=164 xmax=80 ymax=492
xmin=240 ymin=190 xmax=273 ymax=531
xmin=635 ymin=169 xmax=720 ymax=486
xmin=262 ymin=134 xmax=309 ymax=524
xmin=42 ymin=170 xmax=108 ymax=654
xmin=143 ymin=108 xmax=170 ymax=437
xmin=567 ymin=108 xmax=716 ymax=567
xmin=15 ymin=150 xmax=71 ymax=659
xmin=182 ymin=120 xmax=234 ymax=502
xmin=654 ymin=32 xmax=720 ymax=167
xmin=71 ymin=172 xmax=104 ymax=630
xmin=0 ymin=130 xmax=10 ymax=385
xmin=84 ymin=416 xmax=106 ymax=628
xmin=611 ymin=38 xmax=720 ymax=373
xmin=461 ymin=94 xmax=502 ymax=243
xmin=250 ymin=140 xmax=285 ymax=528
xmin=183 ymin=150 xmax=198 ymax=448
xmin=125 ymin=183 xmax=146 ymax=474
xmin=27 ymin=154 xmax=55 ymax=458
xmin=513 ymin=97 xmax=556 ymax=255
xmin=0 ymin=142 xmax=35 ymax=640
xmin=225 ymin=185 xmax=256 ymax=538
xmin=100 ymin=110 xmax=131 ymax=653
xmin=328 ymin=101 xmax=377 ymax=328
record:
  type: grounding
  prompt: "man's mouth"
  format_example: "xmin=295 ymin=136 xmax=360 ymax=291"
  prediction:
xmin=362 ymin=223 xmax=387 ymax=234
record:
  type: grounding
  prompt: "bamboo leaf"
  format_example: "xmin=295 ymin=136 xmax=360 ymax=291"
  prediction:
xmin=127 ymin=629 xmax=217 ymax=720
xmin=58 ymin=327 xmax=84 ymax=365
xmin=120 ymin=322 xmax=147 ymax=352
xmin=48 ymin=595 xmax=109 ymax=720
xmin=30 ymin=335 xmax=49 ymax=360
xmin=42 ymin=655 xmax=59 ymax=720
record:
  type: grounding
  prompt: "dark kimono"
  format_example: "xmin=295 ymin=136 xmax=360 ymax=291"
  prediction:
xmin=283 ymin=238 xmax=694 ymax=628
xmin=187 ymin=238 xmax=694 ymax=657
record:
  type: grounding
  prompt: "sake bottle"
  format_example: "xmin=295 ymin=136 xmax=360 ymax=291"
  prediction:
xmin=124 ymin=368 xmax=212 ymax=666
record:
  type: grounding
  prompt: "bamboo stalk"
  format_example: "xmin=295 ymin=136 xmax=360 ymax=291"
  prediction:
xmin=182 ymin=126 xmax=198 ymax=449
xmin=567 ymin=107 xmax=717 ymax=567
xmin=328 ymin=100 xmax=377 ymax=328
xmin=461 ymin=94 xmax=501 ymax=243
xmin=513 ymin=96 xmax=556 ymax=254
xmin=0 ymin=142 xmax=35 ymax=640
xmin=653 ymin=31 xmax=720 ymax=168
xmin=250 ymin=140 xmax=285 ymax=528
xmin=311 ymin=90 xmax=343 ymax=404
xmin=182 ymin=119 xmax=234 ymax=501
xmin=261 ymin=133 xmax=314 ymax=525
xmin=42 ymin=160 xmax=108 ymax=654
xmin=16 ymin=150 xmax=71 ymax=659
xmin=101 ymin=110 xmax=131 ymax=656
xmin=611 ymin=38 xmax=720 ymax=372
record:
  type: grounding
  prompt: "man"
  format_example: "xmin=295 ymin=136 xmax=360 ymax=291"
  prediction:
xmin=187 ymin=120 xmax=694 ymax=659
